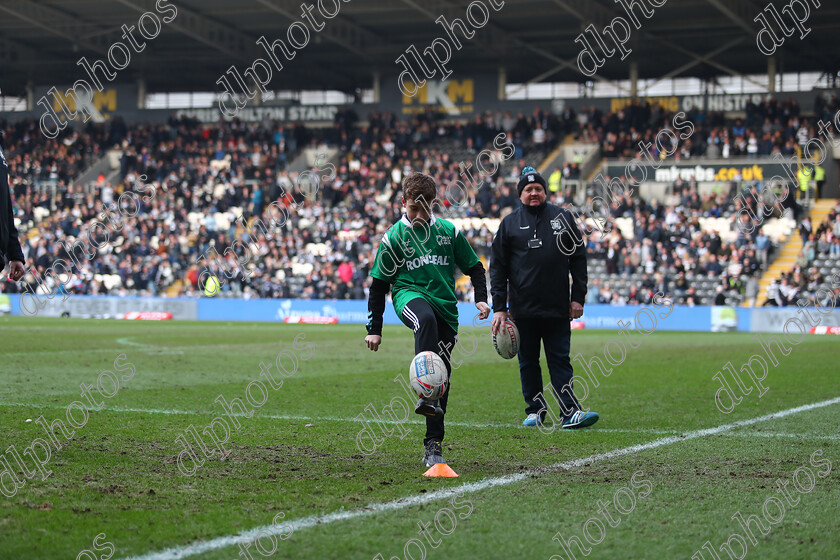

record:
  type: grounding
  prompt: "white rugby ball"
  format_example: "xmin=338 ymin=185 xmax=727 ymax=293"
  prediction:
xmin=409 ymin=351 xmax=449 ymax=400
xmin=492 ymin=318 xmax=520 ymax=359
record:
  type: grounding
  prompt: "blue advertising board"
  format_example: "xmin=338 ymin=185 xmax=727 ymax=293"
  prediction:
xmin=5 ymin=294 xmax=757 ymax=332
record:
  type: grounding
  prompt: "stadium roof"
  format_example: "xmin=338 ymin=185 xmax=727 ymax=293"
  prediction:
xmin=1 ymin=0 xmax=838 ymax=96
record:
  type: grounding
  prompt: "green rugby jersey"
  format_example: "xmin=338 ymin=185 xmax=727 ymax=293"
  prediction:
xmin=370 ymin=215 xmax=480 ymax=333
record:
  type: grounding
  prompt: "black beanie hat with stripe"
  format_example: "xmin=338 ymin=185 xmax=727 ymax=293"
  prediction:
xmin=517 ymin=166 xmax=547 ymax=196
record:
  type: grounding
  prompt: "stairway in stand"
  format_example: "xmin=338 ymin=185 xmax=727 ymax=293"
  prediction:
xmin=753 ymin=199 xmax=836 ymax=307
xmin=165 ymin=279 xmax=186 ymax=297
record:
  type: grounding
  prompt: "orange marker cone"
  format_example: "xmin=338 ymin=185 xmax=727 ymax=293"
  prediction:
xmin=423 ymin=463 xmax=459 ymax=477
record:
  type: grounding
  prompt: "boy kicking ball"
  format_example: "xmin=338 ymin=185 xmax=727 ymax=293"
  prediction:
xmin=364 ymin=173 xmax=490 ymax=468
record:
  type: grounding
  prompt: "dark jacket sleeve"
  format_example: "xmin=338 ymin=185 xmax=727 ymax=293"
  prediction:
xmin=465 ymin=261 xmax=487 ymax=304
xmin=565 ymin=211 xmax=588 ymax=305
xmin=2 ymin=167 xmax=24 ymax=263
xmin=489 ymin=218 xmax=509 ymax=312
xmin=366 ymin=277 xmax=390 ymax=336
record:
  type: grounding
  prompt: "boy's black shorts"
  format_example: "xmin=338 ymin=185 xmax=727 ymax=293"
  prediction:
xmin=399 ymin=297 xmax=457 ymax=444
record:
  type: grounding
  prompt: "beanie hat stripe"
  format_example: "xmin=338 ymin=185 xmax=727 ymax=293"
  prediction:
xmin=517 ymin=166 xmax=547 ymax=196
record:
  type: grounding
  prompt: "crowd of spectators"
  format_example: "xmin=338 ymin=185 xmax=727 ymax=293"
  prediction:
xmin=1 ymin=118 xmax=108 ymax=195
xmin=560 ymin=180 xmax=772 ymax=307
xmin=1 ymin=92 xmax=836 ymax=308
xmin=765 ymin=201 xmax=840 ymax=307
xmin=580 ymin=93 xmax=840 ymax=162
xmin=1 ymin=114 xmax=314 ymax=299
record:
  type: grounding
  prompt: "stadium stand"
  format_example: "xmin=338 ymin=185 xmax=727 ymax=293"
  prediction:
xmin=2 ymin=95 xmax=836 ymax=308
xmin=766 ymin=200 xmax=840 ymax=307
xmin=576 ymin=95 xmax=840 ymax=159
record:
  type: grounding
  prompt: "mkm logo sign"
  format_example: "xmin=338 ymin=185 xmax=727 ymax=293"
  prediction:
xmin=52 ymin=88 xmax=117 ymax=123
xmin=402 ymin=79 xmax=474 ymax=115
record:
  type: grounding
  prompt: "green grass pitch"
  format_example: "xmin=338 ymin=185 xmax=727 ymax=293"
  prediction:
xmin=0 ymin=316 xmax=838 ymax=560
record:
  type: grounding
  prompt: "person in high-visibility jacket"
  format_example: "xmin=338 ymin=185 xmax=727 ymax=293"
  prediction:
xmin=548 ymin=167 xmax=562 ymax=194
xmin=797 ymin=165 xmax=814 ymax=200
xmin=814 ymin=164 xmax=825 ymax=198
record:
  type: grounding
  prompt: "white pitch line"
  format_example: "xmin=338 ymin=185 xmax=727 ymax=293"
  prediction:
xmin=721 ymin=430 xmax=840 ymax=441
xmin=0 ymin=339 xmax=281 ymax=358
xmin=119 ymin=396 xmax=840 ymax=560
xmin=114 ymin=337 xmax=183 ymax=355
xmin=1 ymin=347 xmax=128 ymax=357
xmin=114 ymin=337 xmax=151 ymax=347
xmin=0 ymin=401 xmax=676 ymax=433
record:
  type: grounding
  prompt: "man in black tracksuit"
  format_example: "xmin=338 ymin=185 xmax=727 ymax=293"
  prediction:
xmin=489 ymin=167 xmax=599 ymax=430
xmin=0 ymin=131 xmax=25 ymax=283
